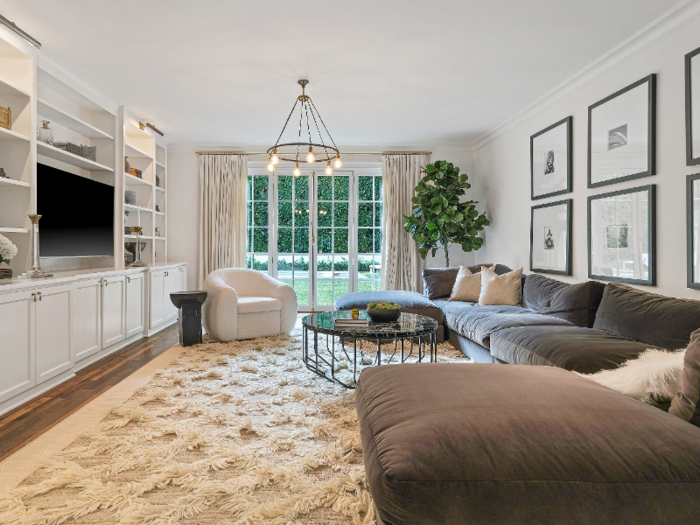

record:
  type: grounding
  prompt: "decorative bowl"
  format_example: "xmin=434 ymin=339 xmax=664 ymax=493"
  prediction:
xmin=366 ymin=308 xmax=401 ymax=323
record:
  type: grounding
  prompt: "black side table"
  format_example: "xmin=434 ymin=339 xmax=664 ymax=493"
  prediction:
xmin=170 ymin=291 xmax=208 ymax=347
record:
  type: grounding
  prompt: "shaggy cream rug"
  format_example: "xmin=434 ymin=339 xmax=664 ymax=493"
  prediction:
xmin=0 ymin=326 xmax=468 ymax=525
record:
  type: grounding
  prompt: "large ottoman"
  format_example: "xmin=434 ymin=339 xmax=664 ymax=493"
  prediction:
xmin=356 ymin=363 xmax=700 ymax=525
xmin=335 ymin=291 xmax=445 ymax=342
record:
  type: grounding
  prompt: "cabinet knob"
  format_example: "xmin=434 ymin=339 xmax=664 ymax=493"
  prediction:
xmin=31 ymin=292 xmax=36 ymax=302
xmin=38 ymin=292 xmax=42 ymax=301
xmin=127 ymin=276 xmax=131 ymax=283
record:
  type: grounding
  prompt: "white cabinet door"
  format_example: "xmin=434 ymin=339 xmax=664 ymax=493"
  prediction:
xmin=126 ymin=273 xmax=144 ymax=338
xmin=102 ymin=276 xmax=125 ymax=348
xmin=35 ymin=284 xmax=73 ymax=384
xmin=164 ymin=269 xmax=180 ymax=323
xmin=150 ymin=270 xmax=165 ymax=329
xmin=0 ymin=289 xmax=35 ymax=404
xmin=72 ymin=278 xmax=102 ymax=361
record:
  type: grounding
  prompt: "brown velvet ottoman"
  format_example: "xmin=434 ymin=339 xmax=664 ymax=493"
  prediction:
xmin=356 ymin=363 xmax=700 ymax=525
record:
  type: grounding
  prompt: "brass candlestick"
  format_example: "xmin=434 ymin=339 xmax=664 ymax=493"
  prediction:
xmin=129 ymin=226 xmax=147 ymax=267
xmin=19 ymin=214 xmax=53 ymax=279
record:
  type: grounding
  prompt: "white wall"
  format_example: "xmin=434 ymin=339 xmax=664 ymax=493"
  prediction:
xmin=474 ymin=4 xmax=700 ymax=300
xmin=167 ymin=145 xmax=478 ymax=289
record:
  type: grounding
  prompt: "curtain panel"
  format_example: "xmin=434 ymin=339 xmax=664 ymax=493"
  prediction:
xmin=380 ymin=154 xmax=430 ymax=292
xmin=198 ymin=154 xmax=248 ymax=285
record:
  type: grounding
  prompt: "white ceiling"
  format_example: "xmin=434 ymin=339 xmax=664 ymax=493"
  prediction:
xmin=0 ymin=0 xmax=682 ymax=148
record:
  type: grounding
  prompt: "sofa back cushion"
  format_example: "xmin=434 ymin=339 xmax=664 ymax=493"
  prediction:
xmin=423 ymin=264 xmax=511 ymax=300
xmin=523 ymin=274 xmax=605 ymax=328
xmin=593 ymin=283 xmax=700 ymax=349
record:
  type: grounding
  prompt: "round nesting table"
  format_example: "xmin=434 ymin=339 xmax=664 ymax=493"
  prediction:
xmin=301 ymin=311 xmax=439 ymax=388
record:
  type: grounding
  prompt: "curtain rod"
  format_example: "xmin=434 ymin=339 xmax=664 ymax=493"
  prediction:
xmin=195 ymin=151 xmax=432 ymax=156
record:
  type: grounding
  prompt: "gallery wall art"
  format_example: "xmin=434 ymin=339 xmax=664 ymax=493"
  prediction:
xmin=588 ymin=185 xmax=656 ymax=286
xmin=530 ymin=199 xmax=572 ymax=275
xmin=588 ymin=75 xmax=656 ymax=188
xmin=686 ymin=47 xmax=700 ymax=165
xmin=531 ymin=116 xmax=572 ymax=199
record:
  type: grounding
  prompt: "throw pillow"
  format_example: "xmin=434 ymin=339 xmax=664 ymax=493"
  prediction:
xmin=669 ymin=329 xmax=700 ymax=424
xmin=478 ymin=267 xmax=523 ymax=306
xmin=578 ymin=349 xmax=684 ymax=403
xmin=448 ymin=266 xmax=483 ymax=303
xmin=422 ymin=267 xmax=461 ymax=300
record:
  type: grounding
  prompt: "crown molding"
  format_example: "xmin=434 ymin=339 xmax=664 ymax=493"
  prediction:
xmin=471 ymin=0 xmax=698 ymax=151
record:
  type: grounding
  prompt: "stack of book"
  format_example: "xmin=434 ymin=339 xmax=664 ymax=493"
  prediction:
xmin=333 ymin=310 xmax=368 ymax=329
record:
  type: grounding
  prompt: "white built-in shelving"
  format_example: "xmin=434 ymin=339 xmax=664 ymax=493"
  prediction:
xmin=36 ymin=142 xmax=114 ymax=172
xmin=0 ymin=227 xmax=29 ymax=234
xmin=37 ymin=99 xmax=114 ymax=140
xmin=0 ymin=126 xmax=30 ymax=141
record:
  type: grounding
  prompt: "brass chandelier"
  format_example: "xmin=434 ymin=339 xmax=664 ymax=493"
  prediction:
xmin=267 ymin=79 xmax=342 ymax=175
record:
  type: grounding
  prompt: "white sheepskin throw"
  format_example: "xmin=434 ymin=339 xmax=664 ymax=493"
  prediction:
xmin=578 ymin=349 xmax=685 ymax=403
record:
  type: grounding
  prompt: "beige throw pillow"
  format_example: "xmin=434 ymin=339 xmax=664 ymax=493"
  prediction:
xmin=478 ymin=267 xmax=523 ymax=306
xmin=448 ymin=266 xmax=484 ymax=303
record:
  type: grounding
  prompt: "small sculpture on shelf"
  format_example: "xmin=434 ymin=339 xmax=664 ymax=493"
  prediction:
xmin=125 ymin=156 xmax=131 ymax=174
xmin=125 ymin=191 xmax=136 ymax=205
xmin=37 ymin=121 xmax=54 ymax=145
xmin=0 ymin=232 xmax=18 ymax=279
xmin=0 ymin=167 xmax=7 ymax=178
xmin=155 ymin=205 xmax=160 ymax=213
xmin=129 ymin=168 xmax=143 ymax=179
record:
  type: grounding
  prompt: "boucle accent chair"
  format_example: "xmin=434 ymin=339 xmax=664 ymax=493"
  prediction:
xmin=202 ymin=268 xmax=297 ymax=341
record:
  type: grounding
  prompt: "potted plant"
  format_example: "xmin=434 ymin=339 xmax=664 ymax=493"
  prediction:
xmin=366 ymin=301 xmax=402 ymax=323
xmin=403 ymin=160 xmax=489 ymax=267
xmin=0 ymin=233 xmax=18 ymax=279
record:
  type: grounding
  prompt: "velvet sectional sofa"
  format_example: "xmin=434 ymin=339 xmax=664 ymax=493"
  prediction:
xmin=342 ymin=267 xmax=700 ymax=524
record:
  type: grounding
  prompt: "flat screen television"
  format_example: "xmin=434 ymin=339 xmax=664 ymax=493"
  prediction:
xmin=37 ymin=163 xmax=114 ymax=257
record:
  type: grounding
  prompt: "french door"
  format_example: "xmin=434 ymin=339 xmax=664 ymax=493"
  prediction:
xmin=247 ymin=166 xmax=382 ymax=311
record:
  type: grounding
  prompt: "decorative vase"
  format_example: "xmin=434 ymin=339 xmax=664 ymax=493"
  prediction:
xmin=37 ymin=121 xmax=54 ymax=145
xmin=125 ymin=191 xmax=137 ymax=205
xmin=367 ymin=309 xmax=402 ymax=323
xmin=124 ymin=156 xmax=131 ymax=174
xmin=0 ymin=267 xmax=11 ymax=279
xmin=19 ymin=215 xmax=52 ymax=279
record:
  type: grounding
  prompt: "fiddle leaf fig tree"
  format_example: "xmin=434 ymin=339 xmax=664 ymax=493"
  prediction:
xmin=403 ymin=160 xmax=489 ymax=267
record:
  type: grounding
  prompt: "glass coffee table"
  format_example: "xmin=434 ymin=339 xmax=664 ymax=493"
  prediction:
xmin=301 ymin=311 xmax=439 ymax=388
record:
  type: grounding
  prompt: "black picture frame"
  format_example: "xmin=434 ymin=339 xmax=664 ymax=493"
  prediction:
xmin=686 ymin=47 xmax=700 ymax=166
xmin=530 ymin=199 xmax=572 ymax=276
xmin=587 ymin=184 xmax=656 ymax=286
xmin=530 ymin=116 xmax=573 ymax=200
xmin=587 ymin=74 xmax=656 ymax=188
xmin=687 ymin=173 xmax=700 ymax=289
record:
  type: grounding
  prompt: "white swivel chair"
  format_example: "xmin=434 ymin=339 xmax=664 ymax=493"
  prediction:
xmin=203 ymin=268 xmax=298 ymax=341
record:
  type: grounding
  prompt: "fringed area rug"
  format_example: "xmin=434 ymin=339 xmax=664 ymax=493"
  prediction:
xmin=0 ymin=326 xmax=469 ymax=525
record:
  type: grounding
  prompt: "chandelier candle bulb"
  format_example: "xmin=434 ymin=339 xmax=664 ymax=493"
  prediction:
xmin=334 ymin=155 xmax=342 ymax=169
xmin=294 ymin=163 xmax=301 ymax=176
xmin=267 ymin=162 xmax=274 ymax=172
xmin=271 ymin=150 xmax=279 ymax=165
xmin=326 ymin=161 xmax=333 ymax=175
xmin=306 ymin=146 xmax=315 ymax=163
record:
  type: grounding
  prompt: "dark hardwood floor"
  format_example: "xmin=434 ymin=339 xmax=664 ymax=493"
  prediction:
xmin=0 ymin=324 xmax=179 ymax=462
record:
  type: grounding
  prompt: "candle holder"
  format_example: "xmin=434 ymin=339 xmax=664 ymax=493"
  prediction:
xmin=129 ymin=226 xmax=147 ymax=267
xmin=19 ymin=214 xmax=53 ymax=279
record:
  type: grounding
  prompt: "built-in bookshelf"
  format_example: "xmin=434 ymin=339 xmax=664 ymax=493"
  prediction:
xmin=0 ymin=26 xmax=168 ymax=276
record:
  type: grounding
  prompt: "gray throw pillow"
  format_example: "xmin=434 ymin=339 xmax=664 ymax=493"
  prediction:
xmin=669 ymin=329 xmax=700 ymax=426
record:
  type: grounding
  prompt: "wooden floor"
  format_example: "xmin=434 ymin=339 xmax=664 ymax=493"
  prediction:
xmin=0 ymin=324 xmax=179 ymax=462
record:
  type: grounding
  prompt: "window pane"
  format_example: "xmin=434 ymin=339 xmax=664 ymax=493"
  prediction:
xmin=253 ymin=176 xmax=268 ymax=200
xmin=252 ymin=254 xmax=268 ymax=271
xmin=318 ymin=175 xmax=332 ymax=200
xmin=295 ymin=176 xmax=309 ymax=201
xmin=334 ymin=202 xmax=349 ymax=227
xmin=253 ymin=202 xmax=268 ymax=227
xmin=358 ymin=280 xmax=373 ymax=292
xmin=247 ymin=175 xmax=253 ymax=200
xmin=278 ymin=202 xmax=292 ymax=226
xmin=358 ymin=203 xmax=373 ymax=227
xmin=318 ymin=202 xmax=332 ymax=227
xmin=293 ymin=255 xmax=309 ymax=271
xmin=294 ymin=280 xmax=309 ymax=306
xmin=374 ymin=203 xmax=382 ymax=227
xmin=278 ymin=228 xmax=293 ymax=253
xmin=359 ymin=176 xmax=373 ymax=201
xmin=374 ymin=228 xmax=382 ymax=253
xmin=334 ymin=228 xmax=348 ymax=253
xmin=318 ymin=228 xmax=332 ymax=253
xmin=277 ymin=255 xmax=293 ymax=275
xmin=334 ymin=176 xmax=349 ymax=201
xmin=334 ymin=256 xmax=349 ymax=272
xmin=316 ymin=280 xmax=333 ymax=306
xmin=333 ymin=280 xmax=349 ymax=303
xmin=374 ymin=176 xmax=382 ymax=200
xmin=358 ymin=229 xmax=373 ymax=253
xmin=279 ymin=176 xmax=293 ymax=200
xmin=247 ymin=227 xmax=252 ymax=252
xmin=295 ymin=203 xmax=309 ymax=227
xmin=317 ymin=256 xmax=333 ymax=273
xmin=253 ymin=228 xmax=268 ymax=252
xmin=294 ymin=228 xmax=309 ymax=253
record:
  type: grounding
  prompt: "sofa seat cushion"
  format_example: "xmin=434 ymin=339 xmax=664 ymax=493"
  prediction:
xmin=356 ymin=363 xmax=700 ymax=525
xmin=434 ymin=300 xmax=572 ymax=348
xmin=237 ymin=296 xmax=282 ymax=314
xmin=490 ymin=325 xmax=664 ymax=373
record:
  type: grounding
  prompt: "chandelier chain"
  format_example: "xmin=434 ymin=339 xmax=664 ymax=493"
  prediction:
xmin=274 ymin=97 xmax=300 ymax=148
xmin=296 ymin=97 xmax=304 ymax=162
xmin=308 ymin=102 xmax=331 ymax=158
xmin=309 ymin=97 xmax=339 ymax=152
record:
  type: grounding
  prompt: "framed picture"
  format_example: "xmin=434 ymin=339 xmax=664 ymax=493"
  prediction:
xmin=688 ymin=174 xmax=700 ymax=289
xmin=686 ymin=47 xmax=700 ymax=165
xmin=530 ymin=199 xmax=572 ymax=275
xmin=588 ymin=75 xmax=656 ymax=188
xmin=531 ymin=116 xmax=572 ymax=199
xmin=588 ymin=185 xmax=656 ymax=286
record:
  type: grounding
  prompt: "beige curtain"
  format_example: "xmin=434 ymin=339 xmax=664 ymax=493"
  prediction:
xmin=198 ymin=154 xmax=248 ymax=285
xmin=380 ymin=154 xmax=430 ymax=292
